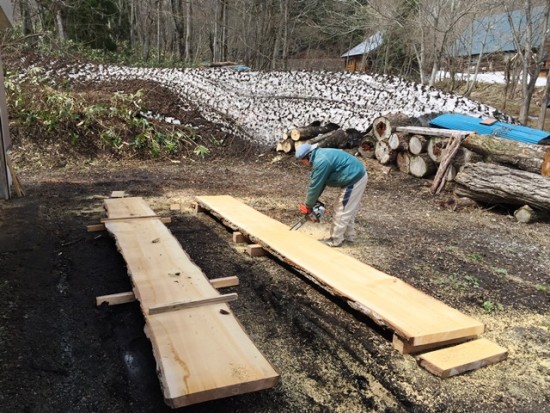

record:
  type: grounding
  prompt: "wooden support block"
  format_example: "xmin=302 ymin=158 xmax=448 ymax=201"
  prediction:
xmin=193 ymin=201 xmax=206 ymax=213
xmin=87 ymin=223 xmax=107 ymax=232
xmin=110 ymin=191 xmax=126 ymax=198
xmin=232 ymin=231 xmax=247 ymax=243
xmin=96 ymin=291 xmax=136 ymax=306
xmin=418 ymin=338 xmax=507 ymax=378
xmin=101 ymin=215 xmax=159 ymax=222
xmin=393 ymin=334 xmax=477 ymax=355
xmin=170 ymin=203 xmax=181 ymax=211
xmin=480 ymin=117 xmax=497 ymax=126
xmin=148 ymin=293 xmax=238 ymax=315
xmin=210 ymin=276 xmax=239 ymax=289
xmin=247 ymin=244 xmax=266 ymax=257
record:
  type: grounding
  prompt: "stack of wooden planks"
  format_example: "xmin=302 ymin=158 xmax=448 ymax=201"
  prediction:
xmin=195 ymin=195 xmax=508 ymax=378
xmin=100 ymin=196 xmax=278 ymax=408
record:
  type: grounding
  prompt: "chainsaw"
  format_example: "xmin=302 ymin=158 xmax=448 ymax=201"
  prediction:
xmin=290 ymin=201 xmax=325 ymax=231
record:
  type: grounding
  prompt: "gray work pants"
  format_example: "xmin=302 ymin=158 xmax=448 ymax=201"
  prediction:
xmin=329 ymin=172 xmax=368 ymax=244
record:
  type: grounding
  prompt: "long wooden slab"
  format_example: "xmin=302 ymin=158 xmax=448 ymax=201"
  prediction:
xmin=195 ymin=195 xmax=484 ymax=346
xmin=103 ymin=197 xmax=278 ymax=408
xmin=418 ymin=338 xmax=508 ymax=378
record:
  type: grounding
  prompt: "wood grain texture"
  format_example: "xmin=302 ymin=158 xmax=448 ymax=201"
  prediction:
xmin=195 ymin=195 xmax=485 ymax=346
xmin=103 ymin=197 xmax=278 ymax=407
xmin=418 ymin=338 xmax=508 ymax=378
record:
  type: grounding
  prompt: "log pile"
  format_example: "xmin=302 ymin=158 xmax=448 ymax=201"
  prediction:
xmin=276 ymin=115 xmax=550 ymax=223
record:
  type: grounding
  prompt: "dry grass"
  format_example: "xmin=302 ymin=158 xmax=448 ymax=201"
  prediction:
xmin=436 ymin=80 xmax=550 ymax=131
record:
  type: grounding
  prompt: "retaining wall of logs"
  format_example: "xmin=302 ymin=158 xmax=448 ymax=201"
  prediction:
xmin=277 ymin=115 xmax=550 ymax=223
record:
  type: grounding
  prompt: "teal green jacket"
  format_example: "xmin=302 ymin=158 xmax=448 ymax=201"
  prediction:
xmin=305 ymin=148 xmax=366 ymax=207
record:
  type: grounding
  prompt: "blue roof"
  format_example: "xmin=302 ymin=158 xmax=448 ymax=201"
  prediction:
xmin=429 ymin=114 xmax=550 ymax=145
xmin=341 ymin=32 xmax=383 ymax=58
xmin=452 ymin=7 xmax=549 ymax=57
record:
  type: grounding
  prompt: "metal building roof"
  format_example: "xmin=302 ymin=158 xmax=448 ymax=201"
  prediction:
xmin=429 ymin=113 xmax=550 ymax=145
xmin=451 ymin=7 xmax=548 ymax=57
xmin=341 ymin=32 xmax=383 ymax=58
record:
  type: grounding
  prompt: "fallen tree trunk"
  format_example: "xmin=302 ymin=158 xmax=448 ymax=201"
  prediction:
xmin=317 ymin=129 xmax=349 ymax=149
xmin=462 ymin=134 xmax=550 ymax=175
xmin=454 ymin=163 xmax=550 ymax=211
xmin=290 ymin=122 xmax=339 ymax=141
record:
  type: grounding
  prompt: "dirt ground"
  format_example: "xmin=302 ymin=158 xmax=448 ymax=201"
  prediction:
xmin=1 ymin=75 xmax=549 ymax=413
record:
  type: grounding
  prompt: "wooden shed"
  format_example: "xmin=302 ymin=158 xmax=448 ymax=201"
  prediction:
xmin=341 ymin=32 xmax=383 ymax=73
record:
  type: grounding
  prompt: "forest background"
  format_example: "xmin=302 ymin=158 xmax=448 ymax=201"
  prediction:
xmin=5 ymin=0 xmax=550 ymax=129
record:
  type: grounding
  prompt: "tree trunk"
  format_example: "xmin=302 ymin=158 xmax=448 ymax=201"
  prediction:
xmin=409 ymin=135 xmax=429 ymax=155
xmin=375 ymin=141 xmax=396 ymax=165
xmin=290 ymin=123 xmax=338 ymax=141
xmin=372 ymin=114 xmax=413 ymax=142
xmin=358 ymin=135 xmax=377 ymax=159
xmin=397 ymin=152 xmax=411 ymax=174
xmin=454 ymin=162 xmax=550 ymax=211
xmin=462 ymin=133 xmax=550 ymax=175
xmin=410 ymin=154 xmax=436 ymax=178
xmin=453 ymin=147 xmax=483 ymax=167
xmin=317 ymin=129 xmax=349 ymax=149
xmin=388 ymin=133 xmax=409 ymax=151
xmin=427 ymin=137 xmax=448 ymax=163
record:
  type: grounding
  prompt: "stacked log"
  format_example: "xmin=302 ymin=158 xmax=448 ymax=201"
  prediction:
xmin=276 ymin=116 xmax=550 ymax=222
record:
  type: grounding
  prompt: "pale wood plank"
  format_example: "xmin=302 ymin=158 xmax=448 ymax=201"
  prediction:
xmin=210 ymin=276 xmax=239 ymax=289
xmin=148 ymin=293 xmax=238 ymax=315
xmin=103 ymin=197 xmax=279 ymax=407
xmin=110 ymin=191 xmax=126 ymax=198
xmin=396 ymin=126 xmax=473 ymax=138
xmin=96 ymin=291 xmax=136 ymax=306
xmin=418 ymin=338 xmax=508 ymax=378
xmin=195 ymin=195 xmax=485 ymax=346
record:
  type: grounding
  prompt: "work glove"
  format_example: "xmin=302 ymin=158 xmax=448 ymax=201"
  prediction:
xmin=298 ymin=204 xmax=312 ymax=215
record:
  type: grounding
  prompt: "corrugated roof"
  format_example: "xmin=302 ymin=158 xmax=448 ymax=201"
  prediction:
xmin=452 ymin=7 xmax=548 ymax=57
xmin=341 ymin=32 xmax=383 ymax=58
xmin=429 ymin=113 xmax=550 ymax=145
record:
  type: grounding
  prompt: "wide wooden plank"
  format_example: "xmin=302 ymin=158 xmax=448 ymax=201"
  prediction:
xmin=103 ymin=197 xmax=278 ymax=407
xmin=418 ymin=338 xmax=508 ymax=378
xmin=195 ymin=195 xmax=484 ymax=346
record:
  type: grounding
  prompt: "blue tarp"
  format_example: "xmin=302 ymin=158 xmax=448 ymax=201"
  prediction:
xmin=429 ymin=114 xmax=550 ymax=145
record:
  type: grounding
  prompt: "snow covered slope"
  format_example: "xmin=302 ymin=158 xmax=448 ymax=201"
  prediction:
xmin=45 ymin=62 xmax=510 ymax=145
